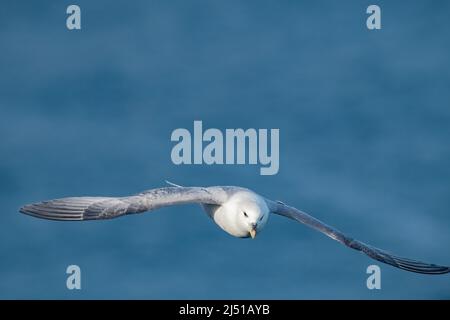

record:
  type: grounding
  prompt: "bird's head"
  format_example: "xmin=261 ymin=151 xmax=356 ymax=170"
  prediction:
xmin=233 ymin=194 xmax=270 ymax=239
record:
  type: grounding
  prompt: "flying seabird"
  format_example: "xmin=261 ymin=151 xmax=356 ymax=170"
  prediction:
xmin=19 ymin=184 xmax=450 ymax=275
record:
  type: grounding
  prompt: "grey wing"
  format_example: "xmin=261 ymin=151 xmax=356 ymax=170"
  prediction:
xmin=20 ymin=187 xmax=226 ymax=221
xmin=266 ymin=199 xmax=450 ymax=275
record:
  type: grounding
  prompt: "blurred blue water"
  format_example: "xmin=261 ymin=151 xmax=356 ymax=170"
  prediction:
xmin=1 ymin=0 xmax=449 ymax=299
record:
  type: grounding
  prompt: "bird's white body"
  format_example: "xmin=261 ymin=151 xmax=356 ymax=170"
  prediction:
xmin=203 ymin=189 xmax=270 ymax=238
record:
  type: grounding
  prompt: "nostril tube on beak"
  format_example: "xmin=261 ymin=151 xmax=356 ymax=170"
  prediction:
xmin=249 ymin=223 xmax=258 ymax=239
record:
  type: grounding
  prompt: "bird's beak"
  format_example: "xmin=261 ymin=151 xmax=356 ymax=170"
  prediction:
xmin=249 ymin=228 xmax=257 ymax=239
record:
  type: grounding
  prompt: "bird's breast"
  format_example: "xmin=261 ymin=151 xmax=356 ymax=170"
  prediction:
xmin=202 ymin=204 xmax=249 ymax=238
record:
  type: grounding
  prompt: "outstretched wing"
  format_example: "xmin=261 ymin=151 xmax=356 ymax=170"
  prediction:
xmin=20 ymin=187 xmax=226 ymax=221
xmin=266 ymin=199 xmax=450 ymax=275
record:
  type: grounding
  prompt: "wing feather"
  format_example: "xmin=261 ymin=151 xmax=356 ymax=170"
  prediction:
xmin=267 ymin=199 xmax=449 ymax=275
xmin=20 ymin=187 xmax=226 ymax=221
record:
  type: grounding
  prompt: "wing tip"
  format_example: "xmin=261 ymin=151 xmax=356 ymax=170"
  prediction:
xmin=396 ymin=263 xmax=450 ymax=275
xmin=19 ymin=203 xmax=84 ymax=221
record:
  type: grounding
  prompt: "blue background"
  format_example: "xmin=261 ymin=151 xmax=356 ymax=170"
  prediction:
xmin=1 ymin=0 xmax=449 ymax=299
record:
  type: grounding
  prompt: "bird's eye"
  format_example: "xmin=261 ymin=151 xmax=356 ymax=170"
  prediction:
xmin=243 ymin=211 xmax=248 ymax=217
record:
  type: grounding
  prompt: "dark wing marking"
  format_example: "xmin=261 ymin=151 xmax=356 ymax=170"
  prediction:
xmin=266 ymin=199 xmax=449 ymax=275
